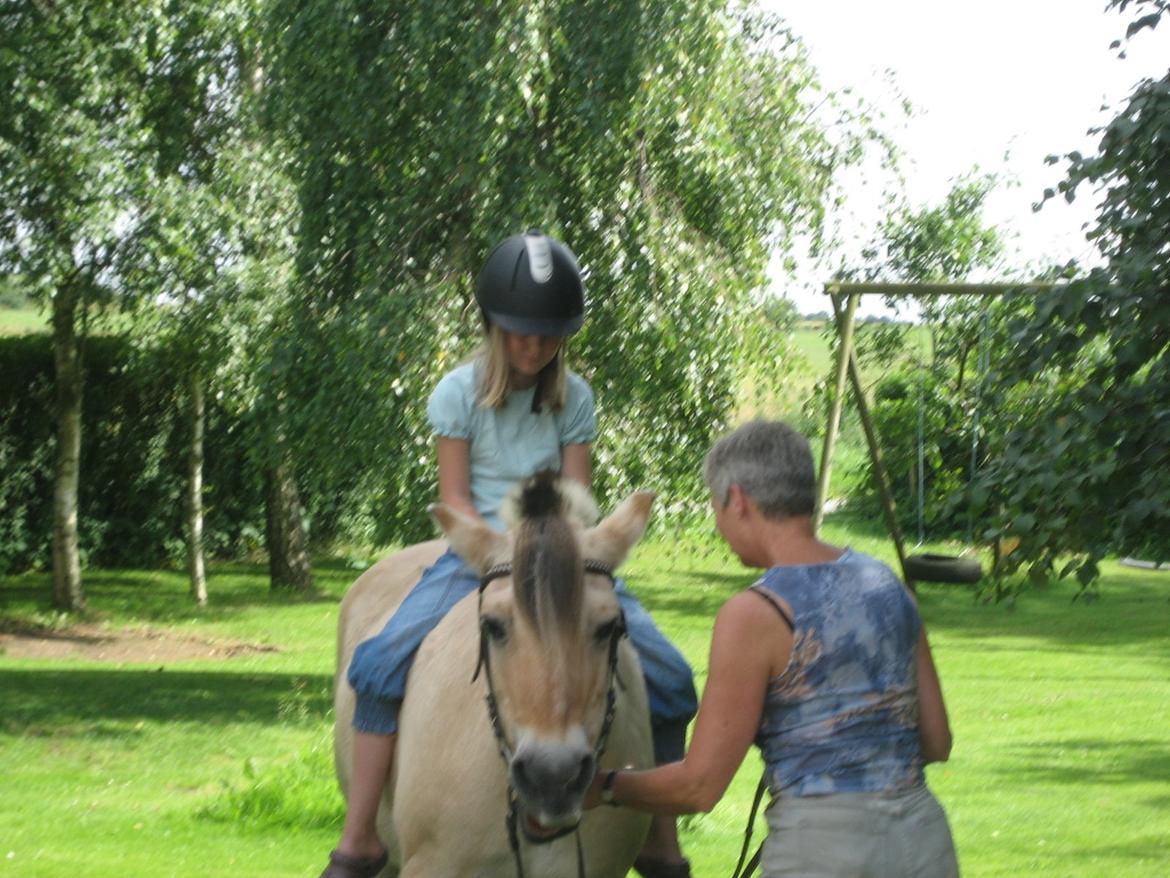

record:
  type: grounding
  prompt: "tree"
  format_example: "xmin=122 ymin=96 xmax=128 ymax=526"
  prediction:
xmin=129 ymin=3 xmax=248 ymax=604
xmin=0 ymin=2 xmax=164 ymax=610
xmin=837 ymin=174 xmax=1015 ymax=539
xmin=969 ymin=0 xmax=1170 ymax=591
xmin=260 ymin=1 xmax=846 ymax=538
xmin=128 ymin=1 xmax=315 ymax=598
xmin=866 ymin=173 xmax=1007 ymax=379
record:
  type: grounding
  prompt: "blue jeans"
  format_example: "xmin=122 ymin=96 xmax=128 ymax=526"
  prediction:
xmin=348 ymin=549 xmax=697 ymax=763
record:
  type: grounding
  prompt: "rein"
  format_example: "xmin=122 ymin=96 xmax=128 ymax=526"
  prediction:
xmin=474 ymin=559 xmax=625 ymax=878
xmin=729 ymin=771 xmax=770 ymax=878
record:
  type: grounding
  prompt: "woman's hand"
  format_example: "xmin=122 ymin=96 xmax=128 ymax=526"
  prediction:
xmin=581 ymin=591 xmax=789 ymax=816
xmin=582 ymin=770 xmax=606 ymax=810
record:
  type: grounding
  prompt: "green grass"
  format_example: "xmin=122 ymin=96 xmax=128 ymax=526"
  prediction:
xmin=3 ymin=532 xmax=1169 ymax=877
xmin=0 ymin=304 xmax=135 ymax=336
xmin=0 ymin=306 xmax=48 ymax=336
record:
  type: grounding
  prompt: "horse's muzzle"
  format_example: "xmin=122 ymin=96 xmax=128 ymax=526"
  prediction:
xmin=510 ymin=740 xmax=596 ymax=828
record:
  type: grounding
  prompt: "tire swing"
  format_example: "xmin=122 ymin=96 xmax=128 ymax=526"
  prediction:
xmin=904 ymin=552 xmax=983 ymax=584
xmin=903 ymin=321 xmax=986 ymax=586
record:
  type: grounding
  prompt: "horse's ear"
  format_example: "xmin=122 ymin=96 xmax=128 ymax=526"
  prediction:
xmin=582 ymin=490 xmax=655 ymax=569
xmin=429 ymin=503 xmax=509 ymax=573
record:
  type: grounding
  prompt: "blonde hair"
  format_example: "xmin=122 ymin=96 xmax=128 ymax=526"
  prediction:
xmin=476 ymin=323 xmax=568 ymax=411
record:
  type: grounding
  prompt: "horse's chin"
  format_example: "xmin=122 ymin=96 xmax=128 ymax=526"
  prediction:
xmin=519 ymin=804 xmax=582 ymax=842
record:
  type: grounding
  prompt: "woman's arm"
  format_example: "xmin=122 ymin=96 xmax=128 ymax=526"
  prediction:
xmin=916 ymin=626 xmax=952 ymax=763
xmin=560 ymin=442 xmax=592 ymax=488
xmin=589 ymin=591 xmax=790 ymax=815
xmin=435 ymin=436 xmax=479 ymax=520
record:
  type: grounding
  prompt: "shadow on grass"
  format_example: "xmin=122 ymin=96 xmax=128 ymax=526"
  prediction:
xmin=821 ymin=508 xmax=906 ymax=541
xmin=644 ymin=563 xmax=1170 ymax=657
xmin=993 ymin=738 xmax=1170 ymax=863
xmin=632 ymin=568 xmax=759 ymax=618
xmin=990 ymin=738 xmax=1170 ymax=789
xmin=0 ymin=556 xmax=372 ymax=624
xmin=0 ymin=667 xmax=333 ymax=737
xmin=912 ymin=573 xmax=1170 ymax=653
xmin=1070 ymin=835 xmax=1170 ymax=867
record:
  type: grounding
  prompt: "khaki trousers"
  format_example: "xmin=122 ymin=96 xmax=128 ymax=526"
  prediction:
xmin=762 ymin=785 xmax=959 ymax=877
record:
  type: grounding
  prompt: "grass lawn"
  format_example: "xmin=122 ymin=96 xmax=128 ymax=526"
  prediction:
xmin=0 ymin=306 xmax=48 ymax=336
xmin=2 ymin=523 xmax=1168 ymax=877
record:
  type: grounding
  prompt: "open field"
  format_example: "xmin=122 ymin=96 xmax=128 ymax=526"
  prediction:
xmin=4 ymin=304 xmax=1164 ymax=876
xmin=0 ymin=307 xmax=47 ymax=336
xmin=3 ymin=519 xmax=1168 ymax=877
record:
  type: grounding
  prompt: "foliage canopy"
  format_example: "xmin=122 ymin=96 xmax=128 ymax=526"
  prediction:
xmin=261 ymin=1 xmax=845 ymax=542
xmin=967 ymin=0 xmax=1170 ymax=590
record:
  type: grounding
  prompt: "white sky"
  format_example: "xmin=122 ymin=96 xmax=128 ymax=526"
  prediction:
xmin=764 ymin=0 xmax=1170 ymax=316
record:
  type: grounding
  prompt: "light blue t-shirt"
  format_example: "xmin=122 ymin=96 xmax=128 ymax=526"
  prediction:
xmin=426 ymin=361 xmax=597 ymax=528
xmin=753 ymin=549 xmax=925 ymax=797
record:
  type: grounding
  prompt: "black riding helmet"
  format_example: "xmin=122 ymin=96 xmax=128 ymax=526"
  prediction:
xmin=475 ymin=230 xmax=585 ymax=337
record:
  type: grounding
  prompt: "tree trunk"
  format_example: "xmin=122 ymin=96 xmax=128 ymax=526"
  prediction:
xmin=50 ymin=284 xmax=85 ymax=611
xmin=186 ymin=369 xmax=208 ymax=606
xmin=265 ymin=451 xmax=313 ymax=592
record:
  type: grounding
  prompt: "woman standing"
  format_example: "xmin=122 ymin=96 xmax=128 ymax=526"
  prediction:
xmin=587 ymin=420 xmax=959 ymax=877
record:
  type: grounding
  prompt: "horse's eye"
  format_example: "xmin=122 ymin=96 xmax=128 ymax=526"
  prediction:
xmin=481 ymin=617 xmax=508 ymax=643
xmin=593 ymin=618 xmax=622 ymax=646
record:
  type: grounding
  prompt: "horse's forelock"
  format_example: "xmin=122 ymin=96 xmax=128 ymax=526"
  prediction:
xmin=512 ymin=513 xmax=583 ymax=637
xmin=516 ymin=470 xmax=563 ymax=520
xmin=502 ymin=471 xmax=600 ymax=531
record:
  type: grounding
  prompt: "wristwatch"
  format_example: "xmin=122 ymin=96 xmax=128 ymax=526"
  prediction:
xmin=600 ymin=769 xmax=619 ymax=806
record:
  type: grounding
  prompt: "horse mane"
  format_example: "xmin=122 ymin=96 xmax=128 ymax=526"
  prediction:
xmin=510 ymin=471 xmax=586 ymax=638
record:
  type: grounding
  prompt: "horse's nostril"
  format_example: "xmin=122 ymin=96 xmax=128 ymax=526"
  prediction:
xmin=512 ymin=748 xmax=595 ymax=799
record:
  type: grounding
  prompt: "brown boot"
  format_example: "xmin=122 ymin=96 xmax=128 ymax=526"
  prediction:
xmin=318 ymin=848 xmax=389 ymax=878
xmin=633 ymin=855 xmax=692 ymax=878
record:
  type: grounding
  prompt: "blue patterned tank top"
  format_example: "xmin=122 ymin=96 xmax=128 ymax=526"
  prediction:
xmin=753 ymin=549 xmax=924 ymax=797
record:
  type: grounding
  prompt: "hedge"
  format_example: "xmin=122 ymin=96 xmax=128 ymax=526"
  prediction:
xmin=0 ymin=334 xmax=263 ymax=575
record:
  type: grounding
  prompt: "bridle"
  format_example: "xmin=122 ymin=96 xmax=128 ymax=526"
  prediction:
xmin=473 ymin=559 xmax=627 ymax=878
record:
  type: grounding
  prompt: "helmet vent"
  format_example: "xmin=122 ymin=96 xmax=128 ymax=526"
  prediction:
xmin=524 ymin=233 xmax=554 ymax=284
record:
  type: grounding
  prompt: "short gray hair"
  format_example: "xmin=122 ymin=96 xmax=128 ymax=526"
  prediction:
xmin=703 ymin=420 xmax=816 ymax=520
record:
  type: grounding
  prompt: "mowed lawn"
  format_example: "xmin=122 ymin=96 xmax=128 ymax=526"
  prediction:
xmin=0 ymin=306 xmax=47 ymax=336
xmin=2 ymin=522 xmax=1168 ymax=877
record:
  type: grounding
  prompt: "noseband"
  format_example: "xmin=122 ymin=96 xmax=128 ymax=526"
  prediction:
xmin=473 ymin=559 xmax=627 ymax=878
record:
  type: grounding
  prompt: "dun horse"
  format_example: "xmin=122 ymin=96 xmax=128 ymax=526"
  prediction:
xmin=333 ymin=474 xmax=655 ymax=877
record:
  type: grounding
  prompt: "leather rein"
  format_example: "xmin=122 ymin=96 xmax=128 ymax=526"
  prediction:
xmin=473 ymin=559 xmax=626 ymax=878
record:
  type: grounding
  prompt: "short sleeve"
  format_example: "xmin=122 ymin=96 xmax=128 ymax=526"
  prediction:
xmin=427 ymin=368 xmax=474 ymax=439
xmin=559 ymin=373 xmax=597 ymax=445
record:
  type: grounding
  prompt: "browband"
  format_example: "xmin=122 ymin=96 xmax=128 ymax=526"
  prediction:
xmin=480 ymin=559 xmax=615 ymax=589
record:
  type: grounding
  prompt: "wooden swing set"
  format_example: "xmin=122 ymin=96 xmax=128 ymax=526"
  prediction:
xmin=814 ymin=281 xmax=1061 ymax=588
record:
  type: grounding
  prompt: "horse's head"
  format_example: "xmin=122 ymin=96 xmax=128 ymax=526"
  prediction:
xmin=430 ymin=472 xmax=653 ymax=836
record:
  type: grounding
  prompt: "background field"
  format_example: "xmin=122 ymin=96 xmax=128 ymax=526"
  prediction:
xmin=5 ymin=305 xmax=1168 ymax=877
xmin=0 ymin=306 xmax=46 ymax=337
xmin=3 ymin=520 xmax=1168 ymax=877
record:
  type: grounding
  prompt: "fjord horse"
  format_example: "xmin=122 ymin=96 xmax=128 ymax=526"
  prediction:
xmin=333 ymin=475 xmax=655 ymax=877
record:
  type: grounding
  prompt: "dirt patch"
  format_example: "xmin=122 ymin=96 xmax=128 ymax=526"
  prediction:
xmin=0 ymin=620 xmax=278 ymax=663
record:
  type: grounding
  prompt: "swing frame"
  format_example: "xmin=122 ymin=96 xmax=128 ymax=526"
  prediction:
xmin=814 ymin=281 xmax=1062 ymax=588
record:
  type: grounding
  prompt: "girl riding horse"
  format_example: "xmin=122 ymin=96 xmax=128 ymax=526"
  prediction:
xmin=320 ymin=231 xmax=696 ymax=878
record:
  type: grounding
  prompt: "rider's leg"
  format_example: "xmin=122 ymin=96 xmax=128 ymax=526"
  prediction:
xmin=639 ymin=816 xmax=688 ymax=869
xmin=322 ymin=550 xmax=480 ymax=873
xmin=336 ymin=730 xmax=397 ymax=859
xmin=613 ymin=578 xmax=698 ymax=761
xmin=346 ymin=549 xmax=481 ymax=713
xmin=613 ymin=579 xmax=697 ymax=872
